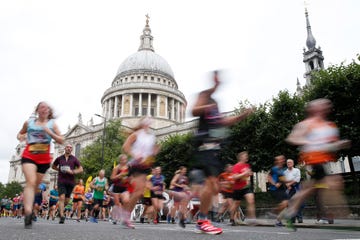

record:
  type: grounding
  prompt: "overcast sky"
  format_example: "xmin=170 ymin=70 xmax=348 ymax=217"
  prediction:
xmin=0 ymin=0 xmax=359 ymax=184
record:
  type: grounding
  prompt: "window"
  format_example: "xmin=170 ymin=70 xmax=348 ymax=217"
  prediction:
xmin=75 ymin=143 xmax=81 ymax=158
xmin=309 ymin=61 xmax=314 ymax=70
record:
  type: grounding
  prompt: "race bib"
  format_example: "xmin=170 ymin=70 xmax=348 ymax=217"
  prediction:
xmin=60 ymin=165 xmax=71 ymax=173
xmin=29 ymin=143 xmax=49 ymax=154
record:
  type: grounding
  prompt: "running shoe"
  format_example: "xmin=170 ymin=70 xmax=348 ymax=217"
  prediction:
xmin=286 ymin=218 xmax=297 ymax=231
xmin=59 ymin=216 xmax=65 ymax=224
xmin=195 ymin=220 xmax=223 ymax=235
xmin=24 ymin=214 xmax=32 ymax=229
xmin=275 ymin=221 xmax=284 ymax=227
xmin=121 ymin=220 xmax=135 ymax=229
xmin=89 ymin=217 xmax=98 ymax=223
xmin=179 ymin=219 xmax=185 ymax=228
xmin=315 ymin=219 xmax=328 ymax=224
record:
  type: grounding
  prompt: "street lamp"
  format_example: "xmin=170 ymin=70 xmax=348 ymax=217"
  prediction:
xmin=94 ymin=114 xmax=106 ymax=168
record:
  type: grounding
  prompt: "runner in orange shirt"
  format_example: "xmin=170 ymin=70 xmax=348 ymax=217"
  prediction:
xmin=72 ymin=179 xmax=85 ymax=222
xmin=216 ymin=164 xmax=234 ymax=223
xmin=285 ymin=98 xmax=351 ymax=229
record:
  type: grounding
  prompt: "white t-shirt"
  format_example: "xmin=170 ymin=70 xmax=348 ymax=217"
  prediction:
xmin=284 ymin=167 xmax=301 ymax=183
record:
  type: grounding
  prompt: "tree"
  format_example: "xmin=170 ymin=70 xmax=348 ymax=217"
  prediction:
xmin=223 ymin=93 xmax=304 ymax=173
xmin=80 ymin=119 xmax=126 ymax=180
xmin=0 ymin=181 xmax=23 ymax=198
xmin=156 ymin=133 xmax=196 ymax=186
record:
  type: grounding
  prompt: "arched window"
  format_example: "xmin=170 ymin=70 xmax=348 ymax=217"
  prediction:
xmin=309 ymin=61 xmax=314 ymax=70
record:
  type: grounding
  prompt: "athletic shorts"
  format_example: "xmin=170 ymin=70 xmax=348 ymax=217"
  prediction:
xmin=310 ymin=164 xmax=327 ymax=180
xmin=128 ymin=165 xmax=151 ymax=176
xmin=269 ymin=188 xmax=288 ymax=203
xmin=151 ymin=192 xmax=164 ymax=200
xmin=84 ymin=203 xmax=93 ymax=210
xmin=112 ymin=185 xmax=128 ymax=194
xmin=192 ymin=149 xmax=224 ymax=177
xmin=21 ymin=158 xmax=50 ymax=174
xmin=73 ymin=198 xmax=83 ymax=203
xmin=58 ymin=183 xmax=75 ymax=198
xmin=232 ymin=188 xmax=253 ymax=201
xmin=142 ymin=197 xmax=152 ymax=206
xmin=49 ymin=201 xmax=57 ymax=207
xmin=93 ymin=198 xmax=103 ymax=208
xmin=221 ymin=191 xmax=233 ymax=199
xmin=34 ymin=194 xmax=42 ymax=205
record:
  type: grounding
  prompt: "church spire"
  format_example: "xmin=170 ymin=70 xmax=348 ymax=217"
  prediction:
xmin=302 ymin=7 xmax=324 ymax=86
xmin=138 ymin=14 xmax=154 ymax=52
xmin=305 ymin=8 xmax=316 ymax=50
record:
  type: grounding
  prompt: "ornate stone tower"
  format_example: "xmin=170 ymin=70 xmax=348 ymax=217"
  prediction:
xmin=303 ymin=8 xmax=324 ymax=85
xmin=100 ymin=16 xmax=187 ymax=129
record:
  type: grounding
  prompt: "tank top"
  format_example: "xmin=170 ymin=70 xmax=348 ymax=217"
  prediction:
xmin=113 ymin=165 xmax=130 ymax=188
xmin=73 ymin=185 xmax=85 ymax=200
xmin=151 ymin=175 xmax=165 ymax=194
xmin=131 ymin=129 xmax=156 ymax=159
xmin=22 ymin=118 xmax=54 ymax=164
xmin=172 ymin=174 xmax=188 ymax=192
xmin=300 ymin=119 xmax=339 ymax=165
xmin=93 ymin=177 xmax=107 ymax=200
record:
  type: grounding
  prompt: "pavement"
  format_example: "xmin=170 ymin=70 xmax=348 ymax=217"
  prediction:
xmin=229 ymin=217 xmax=360 ymax=231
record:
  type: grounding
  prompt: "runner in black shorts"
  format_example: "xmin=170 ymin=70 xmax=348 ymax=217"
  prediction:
xmin=190 ymin=70 xmax=254 ymax=234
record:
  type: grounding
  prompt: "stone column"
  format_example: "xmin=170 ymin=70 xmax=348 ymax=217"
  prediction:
xmin=165 ymin=97 xmax=168 ymax=119
xmin=130 ymin=94 xmax=133 ymax=116
xmin=171 ymin=98 xmax=175 ymax=120
xmin=138 ymin=93 xmax=142 ymax=116
xmin=109 ymin=98 xmax=113 ymax=119
xmin=105 ymin=100 xmax=109 ymax=119
xmin=177 ymin=101 xmax=180 ymax=122
xmin=121 ymin=95 xmax=124 ymax=116
xmin=114 ymin=96 xmax=118 ymax=118
xmin=156 ymin=95 xmax=160 ymax=117
xmin=102 ymin=102 xmax=105 ymax=118
xmin=148 ymin=93 xmax=151 ymax=116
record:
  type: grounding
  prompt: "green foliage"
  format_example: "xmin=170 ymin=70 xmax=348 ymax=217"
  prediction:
xmin=80 ymin=119 xmax=126 ymax=180
xmin=0 ymin=181 xmax=23 ymax=198
xmin=222 ymin=93 xmax=304 ymax=172
xmin=156 ymin=133 xmax=196 ymax=186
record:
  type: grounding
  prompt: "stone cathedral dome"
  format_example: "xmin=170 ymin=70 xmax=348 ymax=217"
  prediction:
xmin=117 ymin=50 xmax=175 ymax=79
xmin=100 ymin=15 xmax=187 ymax=129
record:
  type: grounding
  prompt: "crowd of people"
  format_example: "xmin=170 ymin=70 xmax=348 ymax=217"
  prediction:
xmin=13 ymin=71 xmax=350 ymax=235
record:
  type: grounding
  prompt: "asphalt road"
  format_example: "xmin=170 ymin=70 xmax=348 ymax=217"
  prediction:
xmin=0 ymin=217 xmax=359 ymax=240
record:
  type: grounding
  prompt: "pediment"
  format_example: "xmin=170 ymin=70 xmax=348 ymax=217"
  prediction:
xmin=65 ymin=124 xmax=92 ymax=138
